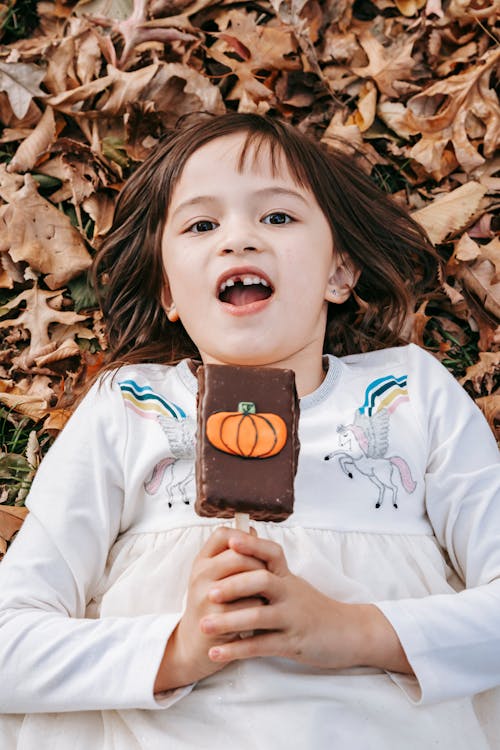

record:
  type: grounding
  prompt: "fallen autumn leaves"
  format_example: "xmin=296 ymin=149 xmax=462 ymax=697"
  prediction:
xmin=0 ymin=0 xmax=498 ymax=552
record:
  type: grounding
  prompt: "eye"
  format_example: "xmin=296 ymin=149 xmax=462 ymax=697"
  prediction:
xmin=188 ymin=220 xmax=218 ymax=233
xmin=262 ymin=212 xmax=293 ymax=225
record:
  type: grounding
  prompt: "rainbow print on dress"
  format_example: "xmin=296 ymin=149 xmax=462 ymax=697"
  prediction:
xmin=118 ymin=380 xmax=186 ymax=421
xmin=359 ymin=374 xmax=408 ymax=417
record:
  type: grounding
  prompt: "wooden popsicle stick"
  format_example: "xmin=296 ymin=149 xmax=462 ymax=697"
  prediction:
xmin=234 ymin=512 xmax=250 ymax=532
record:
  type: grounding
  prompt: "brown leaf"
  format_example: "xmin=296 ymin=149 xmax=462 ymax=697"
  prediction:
xmin=397 ymin=48 xmax=500 ymax=178
xmin=475 ymin=395 xmax=500 ymax=442
xmin=0 ymin=505 xmax=28 ymax=550
xmin=0 ymin=168 xmax=92 ymax=288
xmin=82 ymin=191 xmax=116 ymax=240
xmin=207 ymin=10 xmax=300 ymax=106
xmin=411 ymin=182 xmax=487 ymax=244
xmin=456 ymin=258 xmax=500 ymax=320
xmin=352 ymin=30 xmax=418 ymax=98
xmin=346 ymin=81 xmax=377 ymax=132
xmin=459 ymin=351 xmax=500 ymax=395
xmin=0 ymin=285 xmax=88 ymax=365
xmin=0 ymin=61 xmax=46 ymax=119
xmin=7 ymin=106 xmax=60 ymax=173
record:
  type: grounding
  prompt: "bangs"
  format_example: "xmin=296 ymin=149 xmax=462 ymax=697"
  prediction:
xmin=234 ymin=129 xmax=311 ymax=189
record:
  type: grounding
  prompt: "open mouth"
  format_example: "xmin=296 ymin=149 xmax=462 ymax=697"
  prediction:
xmin=218 ymin=273 xmax=273 ymax=307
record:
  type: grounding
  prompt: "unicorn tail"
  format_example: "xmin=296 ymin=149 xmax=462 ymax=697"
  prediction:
xmin=144 ymin=457 xmax=175 ymax=494
xmin=390 ymin=456 xmax=417 ymax=494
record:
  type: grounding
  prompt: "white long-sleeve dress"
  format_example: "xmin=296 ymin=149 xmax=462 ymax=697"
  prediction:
xmin=0 ymin=344 xmax=499 ymax=749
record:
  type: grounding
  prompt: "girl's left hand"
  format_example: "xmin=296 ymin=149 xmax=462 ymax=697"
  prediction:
xmin=201 ymin=533 xmax=412 ymax=675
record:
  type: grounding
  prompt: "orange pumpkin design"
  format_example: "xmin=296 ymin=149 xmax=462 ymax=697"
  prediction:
xmin=206 ymin=401 xmax=287 ymax=458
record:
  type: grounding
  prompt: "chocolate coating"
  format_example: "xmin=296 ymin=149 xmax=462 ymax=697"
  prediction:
xmin=195 ymin=364 xmax=300 ymax=521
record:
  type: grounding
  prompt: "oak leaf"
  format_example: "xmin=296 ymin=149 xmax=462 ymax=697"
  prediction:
xmin=207 ymin=10 xmax=300 ymax=106
xmin=352 ymin=30 xmax=418 ymax=98
xmin=382 ymin=48 xmax=500 ymax=178
xmin=0 ymin=168 xmax=92 ymax=288
xmin=0 ymin=285 xmax=88 ymax=366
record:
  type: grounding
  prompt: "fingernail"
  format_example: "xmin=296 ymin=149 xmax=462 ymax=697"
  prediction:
xmin=201 ymin=618 xmax=214 ymax=634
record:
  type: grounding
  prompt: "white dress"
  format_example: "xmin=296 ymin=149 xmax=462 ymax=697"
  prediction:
xmin=1 ymin=344 xmax=499 ymax=749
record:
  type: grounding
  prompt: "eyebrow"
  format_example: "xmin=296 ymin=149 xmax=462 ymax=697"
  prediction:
xmin=171 ymin=187 xmax=309 ymax=218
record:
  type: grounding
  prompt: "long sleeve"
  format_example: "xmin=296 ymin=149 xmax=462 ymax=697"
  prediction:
xmin=375 ymin=344 xmax=500 ymax=705
xmin=0 ymin=379 xmax=190 ymax=713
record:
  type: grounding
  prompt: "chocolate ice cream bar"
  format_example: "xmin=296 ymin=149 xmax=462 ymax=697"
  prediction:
xmin=195 ymin=364 xmax=300 ymax=522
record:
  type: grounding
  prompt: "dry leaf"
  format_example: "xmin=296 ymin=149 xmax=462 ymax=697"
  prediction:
xmin=347 ymin=81 xmax=377 ymax=132
xmin=0 ymin=169 xmax=92 ymax=288
xmin=0 ymin=505 xmax=28 ymax=557
xmin=0 ymin=285 xmax=88 ymax=365
xmin=7 ymin=106 xmax=59 ymax=173
xmin=395 ymin=48 xmax=499 ymax=178
xmin=0 ymin=61 xmax=46 ymax=119
xmin=411 ymin=182 xmax=487 ymax=244
xmin=459 ymin=351 xmax=500 ymax=394
xmin=456 ymin=259 xmax=500 ymax=320
xmin=475 ymin=395 xmax=500 ymax=441
xmin=455 ymin=233 xmax=481 ymax=262
xmin=352 ymin=30 xmax=418 ymax=98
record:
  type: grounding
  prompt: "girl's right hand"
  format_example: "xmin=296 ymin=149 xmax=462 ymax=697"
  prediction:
xmin=153 ymin=527 xmax=264 ymax=693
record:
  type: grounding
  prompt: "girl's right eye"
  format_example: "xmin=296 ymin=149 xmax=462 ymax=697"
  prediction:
xmin=187 ymin=220 xmax=217 ymax=233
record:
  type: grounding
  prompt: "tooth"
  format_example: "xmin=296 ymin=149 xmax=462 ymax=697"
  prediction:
xmin=259 ymin=278 xmax=269 ymax=287
xmin=225 ymin=279 xmax=235 ymax=287
xmin=242 ymin=277 xmax=253 ymax=286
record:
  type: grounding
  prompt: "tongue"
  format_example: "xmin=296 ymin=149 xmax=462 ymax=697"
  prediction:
xmin=222 ymin=284 xmax=271 ymax=306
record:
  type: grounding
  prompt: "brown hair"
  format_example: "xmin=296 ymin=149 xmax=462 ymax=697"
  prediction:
xmin=92 ymin=112 xmax=438 ymax=368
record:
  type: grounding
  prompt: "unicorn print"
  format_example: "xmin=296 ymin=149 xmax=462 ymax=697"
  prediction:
xmin=324 ymin=374 xmax=416 ymax=509
xmin=144 ymin=415 xmax=196 ymax=507
xmin=118 ymin=379 xmax=196 ymax=508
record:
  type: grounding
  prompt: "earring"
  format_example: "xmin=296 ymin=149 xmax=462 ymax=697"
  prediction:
xmin=330 ymin=289 xmax=338 ymax=297
xmin=166 ymin=304 xmax=179 ymax=322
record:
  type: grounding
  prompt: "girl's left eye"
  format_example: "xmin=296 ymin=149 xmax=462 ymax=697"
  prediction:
xmin=188 ymin=220 xmax=217 ymax=233
xmin=262 ymin=212 xmax=293 ymax=225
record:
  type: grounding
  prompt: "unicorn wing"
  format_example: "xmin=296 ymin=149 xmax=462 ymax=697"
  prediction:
xmin=157 ymin=415 xmax=196 ymax=458
xmin=354 ymin=409 xmax=390 ymax=458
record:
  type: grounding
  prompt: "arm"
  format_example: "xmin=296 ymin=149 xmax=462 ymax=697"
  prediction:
xmin=0 ymin=380 xmax=186 ymax=713
xmin=373 ymin=344 xmax=500 ymax=704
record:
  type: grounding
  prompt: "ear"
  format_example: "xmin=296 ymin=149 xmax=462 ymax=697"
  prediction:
xmin=160 ymin=285 xmax=179 ymax=323
xmin=324 ymin=257 xmax=360 ymax=305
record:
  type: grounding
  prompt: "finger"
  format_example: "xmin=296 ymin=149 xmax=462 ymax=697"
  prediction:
xmin=208 ymin=631 xmax=287 ymax=662
xmin=207 ymin=548 xmax=266 ymax=583
xmin=208 ymin=569 xmax=276 ymax=604
xmin=200 ymin=602 xmax=280 ymax=637
xmin=200 ymin=527 xmax=254 ymax=559
xmin=227 ymin=534 xmax=288 ymax=574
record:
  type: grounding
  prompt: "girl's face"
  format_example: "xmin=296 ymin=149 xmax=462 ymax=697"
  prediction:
xmin=161 ymin=133 xmax=345 ymax=388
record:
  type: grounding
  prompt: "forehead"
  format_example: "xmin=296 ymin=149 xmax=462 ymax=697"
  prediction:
xmin=172 ymin=132 xmax=305 ymax=195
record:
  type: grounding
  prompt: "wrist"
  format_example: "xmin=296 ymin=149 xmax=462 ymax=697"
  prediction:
xmin=154 ymin=625 xmax=196 ymax=694
xmin=356 ymin=604 xmax=413 ymax=675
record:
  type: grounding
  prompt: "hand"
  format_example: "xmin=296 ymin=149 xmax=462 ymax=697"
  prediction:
xmin=200 ymin=533 xmax=412 ymax=675
xmin=154 ymin=527 xmax=265 ymax=693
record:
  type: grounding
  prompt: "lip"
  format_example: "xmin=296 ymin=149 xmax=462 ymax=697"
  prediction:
xmin=215 ymin=265 xmax=274 ymax=317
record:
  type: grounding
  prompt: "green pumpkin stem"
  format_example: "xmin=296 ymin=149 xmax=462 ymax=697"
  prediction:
xmin=238 ymin=401 xmax=256 ymax=414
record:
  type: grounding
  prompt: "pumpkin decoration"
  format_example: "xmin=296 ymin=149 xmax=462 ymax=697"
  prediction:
xmin=206 ymin=401 xmax=287 ymax=458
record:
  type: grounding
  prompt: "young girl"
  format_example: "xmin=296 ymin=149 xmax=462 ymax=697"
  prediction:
xmin=0 ymin=113 xmax=499 ymax=749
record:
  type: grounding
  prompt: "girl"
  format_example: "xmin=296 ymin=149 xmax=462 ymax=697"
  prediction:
xmin=0 ymin=113 xmax=499 ymax=749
